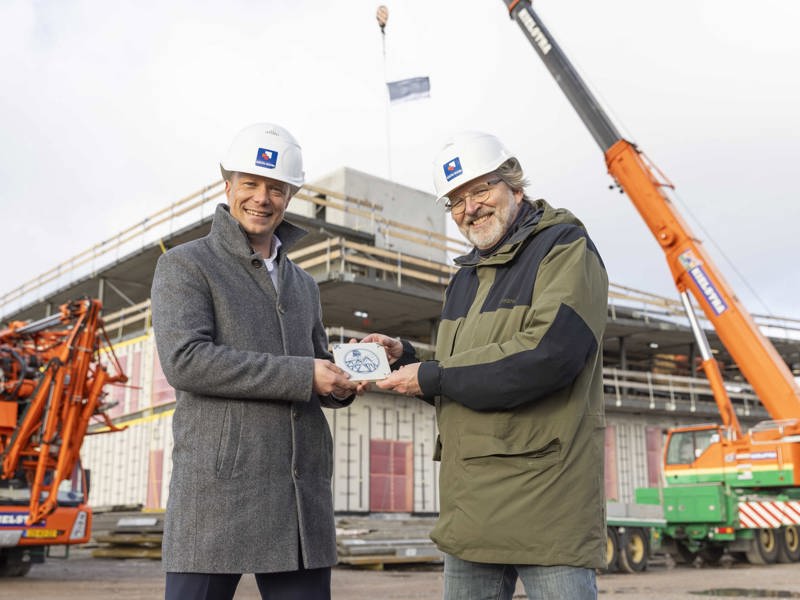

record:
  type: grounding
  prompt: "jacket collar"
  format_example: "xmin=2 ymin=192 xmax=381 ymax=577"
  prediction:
xmin=210 ymin=203 xmax=307 ymax=260
xmin=455 ymin=199 xmax=548 ymax=267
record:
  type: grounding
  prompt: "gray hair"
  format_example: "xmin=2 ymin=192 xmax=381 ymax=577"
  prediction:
xmin=494 ymin=157 xmax=530 ymax=202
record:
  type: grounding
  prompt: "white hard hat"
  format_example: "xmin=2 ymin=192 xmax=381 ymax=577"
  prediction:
xmin=220 ymin=122 xmax=305 ymax=193
xmin=432 ymin=131 xmax=515 ymax=201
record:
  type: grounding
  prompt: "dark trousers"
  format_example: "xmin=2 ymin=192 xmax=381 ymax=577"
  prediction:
xmin=165 ymin=567 xmax=331 ymax=600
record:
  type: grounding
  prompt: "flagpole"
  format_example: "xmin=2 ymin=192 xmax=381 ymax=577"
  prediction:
xmin=377 ymin=6 xmax=392 ymax=181
xmin=382 ymin=28 xmax=392 ymax=180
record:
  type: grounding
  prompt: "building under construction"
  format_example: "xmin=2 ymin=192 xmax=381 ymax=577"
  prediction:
xmin=2 ymin=168 xmax=799 ymax=515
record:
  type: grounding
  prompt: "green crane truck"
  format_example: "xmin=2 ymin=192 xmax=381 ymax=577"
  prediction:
xmin=498 ymin=0 xmax=800 ymax=572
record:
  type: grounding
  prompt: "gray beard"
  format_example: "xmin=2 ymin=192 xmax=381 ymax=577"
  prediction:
xmin=459 ymin=199 xmax=520 ymax=250
xmin=462 ymin=216 xmax=505 ymax=249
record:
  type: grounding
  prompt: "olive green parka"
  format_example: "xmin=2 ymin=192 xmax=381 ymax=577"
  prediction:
xmin=417 ymin=199 xmax=609 ymax=568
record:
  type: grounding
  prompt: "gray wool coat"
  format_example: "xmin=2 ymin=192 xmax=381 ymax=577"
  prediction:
xmin=151 ymin=203 xmax=352 ymax=574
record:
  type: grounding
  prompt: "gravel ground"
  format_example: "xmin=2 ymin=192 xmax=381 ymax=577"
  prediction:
xmin=1 ymin=549 xmax=799 ymax=599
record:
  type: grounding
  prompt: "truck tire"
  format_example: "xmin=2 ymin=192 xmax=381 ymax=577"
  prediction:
xmin=604 ymin=527 xmax=619 ymax=573
xmin=0 ymin=549 xmax=32 ymax=578
xmin=745 ymin=528 xmax=779 ymax=565
xmin=777 ymin=525 xmax=800 ymax=563
xmin=619 ymin=528 xmax=648 ymax=573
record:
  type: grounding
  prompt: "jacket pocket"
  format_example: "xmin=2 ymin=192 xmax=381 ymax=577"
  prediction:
xmin=215 ymin=402 xmax=243 ymax=479
xmin=461 ymin=436 xmax=561 ymax=489
xmin=460 ymin=435 xmax=561 ymax=466
xmin=320 ymin=420 xmax=334 ymax=480
xmin=450 ymin=436 xmax=563 ymax=547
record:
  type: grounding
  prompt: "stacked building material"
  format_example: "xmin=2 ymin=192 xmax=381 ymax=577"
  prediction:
xmin=336 ymin=515 xmax=442 ymax=567
xmin=90 ymin=509 xmax=163 ymax=559
xmin=86 ymin=510 xmax=441 ymax=566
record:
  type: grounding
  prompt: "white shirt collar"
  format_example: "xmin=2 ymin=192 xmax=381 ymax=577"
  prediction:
xmin=264 ymin=235 xmax=282 ymax=271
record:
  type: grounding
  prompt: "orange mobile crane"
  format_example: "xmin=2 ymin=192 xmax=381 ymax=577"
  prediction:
xmin=500 ymin=0 xmax=800 ymax=569
xmin=0 ymin=298 xmax=126 ymax=576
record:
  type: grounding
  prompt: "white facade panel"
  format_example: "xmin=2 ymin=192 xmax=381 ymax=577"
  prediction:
xmin=160 ymin=413 xmax=175 ymax=507
xmin=310 ymin=168 xmax=448 ymax=264
xmin=329 ymin=401 xmax=370 ymax=512
xmin=413 ymin=410 xmax=440 ymax=513
xmin=607 ymin=413 xmax=716 ymax=502
xmin=613 ymin=420 xmax=649 ymax=503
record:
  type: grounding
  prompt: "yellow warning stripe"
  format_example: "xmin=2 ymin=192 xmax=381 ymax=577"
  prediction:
xmin=92 ymin=407 xmax=175 ymax=432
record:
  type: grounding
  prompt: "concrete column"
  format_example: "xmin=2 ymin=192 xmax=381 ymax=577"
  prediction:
xmin=619 ymin=336 xmax=628 ymax=371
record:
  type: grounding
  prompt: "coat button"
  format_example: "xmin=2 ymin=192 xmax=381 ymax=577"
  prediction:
xmin=293 ymin=409 xmax=300 ymax=420
xmin=294 ymin=468 xmax=300 ymax=478
xmin=251 ymin=258 xmax=262 ymax=268
xmin=277 ymin=304 xmax=285 ymax=314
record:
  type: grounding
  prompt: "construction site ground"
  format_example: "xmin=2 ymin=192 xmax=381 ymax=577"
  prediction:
xmin=2 ymin=549 xmax=799 ymax=600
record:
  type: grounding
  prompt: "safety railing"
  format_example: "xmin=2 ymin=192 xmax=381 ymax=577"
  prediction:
xmin=603 ymin=366 xmax=763 ymax=418
xmin=4 ymin=176 xmax=797 ymax=350
xmin=102 ymin=300 xmax=152 ymax=341
xmin=0 ymin=180 xmax=469 ymax=318
xmin=288 ymin=237 xmax=456 ymax=288
xmin=0 ymin=183 xmax=225 ymax=315
xmin=608 ymin=282 xmax=800 ymax=339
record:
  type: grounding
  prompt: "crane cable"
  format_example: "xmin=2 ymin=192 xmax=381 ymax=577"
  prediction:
xmin=537 ymin=3 xmax=776 ymax=320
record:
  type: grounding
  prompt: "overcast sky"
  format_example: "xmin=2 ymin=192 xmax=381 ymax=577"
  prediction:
xmin=1 ymin=0 xmax=798 ymax=319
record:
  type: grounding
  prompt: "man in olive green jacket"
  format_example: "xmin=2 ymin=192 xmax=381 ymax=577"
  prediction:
xmin=366 ymin=131 xmax=608 ymax=599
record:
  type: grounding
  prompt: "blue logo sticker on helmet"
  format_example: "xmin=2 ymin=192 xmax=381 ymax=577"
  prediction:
xmin=443 ymin=157 xmax=463 ymax=182
xmin=255 ymin=148 xmax=279 ymax=169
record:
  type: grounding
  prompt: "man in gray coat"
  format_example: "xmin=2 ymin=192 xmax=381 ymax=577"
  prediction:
xmin=151 ymin=122 xmax=357 ymax=600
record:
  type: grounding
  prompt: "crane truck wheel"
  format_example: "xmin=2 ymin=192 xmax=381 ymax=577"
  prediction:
xmin=604 ymin=527 xmax=619 ymax=573
xmin=618 ymin=528 xmax=648 ymax=573
xmin=777 ymin=525 xmax=800 ymax=563
xmin=745 ymin=528 xmax=780 ymax=565
xmin=0 ymin=549 xmax=32 ymax=577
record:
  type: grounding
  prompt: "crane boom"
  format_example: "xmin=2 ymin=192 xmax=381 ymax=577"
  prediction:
xmin=501 ymin=0 xmax=800 ymax=426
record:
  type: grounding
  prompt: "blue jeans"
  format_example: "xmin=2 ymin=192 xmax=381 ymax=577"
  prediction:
xmin=443 ymin=554 xmax=597 ymax=600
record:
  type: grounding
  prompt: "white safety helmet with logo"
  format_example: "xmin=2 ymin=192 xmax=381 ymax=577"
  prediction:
xmin=432 ymin=131 xmax=515 ymax=203
xmin=220 ymin=122 xmax=305 ymax=196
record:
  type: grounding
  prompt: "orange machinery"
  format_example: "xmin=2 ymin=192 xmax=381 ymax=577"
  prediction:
xmin=501 ymin=0 xmax=800 ymax=564
xmin=500 ymin=0 xmax=800 ymax=465
xmin=0 ymin=298 xmax=126 ymax=576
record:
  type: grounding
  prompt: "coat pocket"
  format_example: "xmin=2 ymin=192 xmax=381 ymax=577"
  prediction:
xmin=460 ymin=434 xmax=561 ymax=465
xmin=448 ymin=436 xmax=563 ymax=549
xmin=215 ymin=402 xmax=243 ymax=479
xmin=457 ymin=436 xmax=562 ymax=494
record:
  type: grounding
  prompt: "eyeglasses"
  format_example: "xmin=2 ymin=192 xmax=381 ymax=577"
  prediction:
xmin=444 ymin=178 xmax=502 ymax=215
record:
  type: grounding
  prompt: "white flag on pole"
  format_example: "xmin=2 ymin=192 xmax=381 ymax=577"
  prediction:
xmin=386 ymin=76 xmax=431 ymax=103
